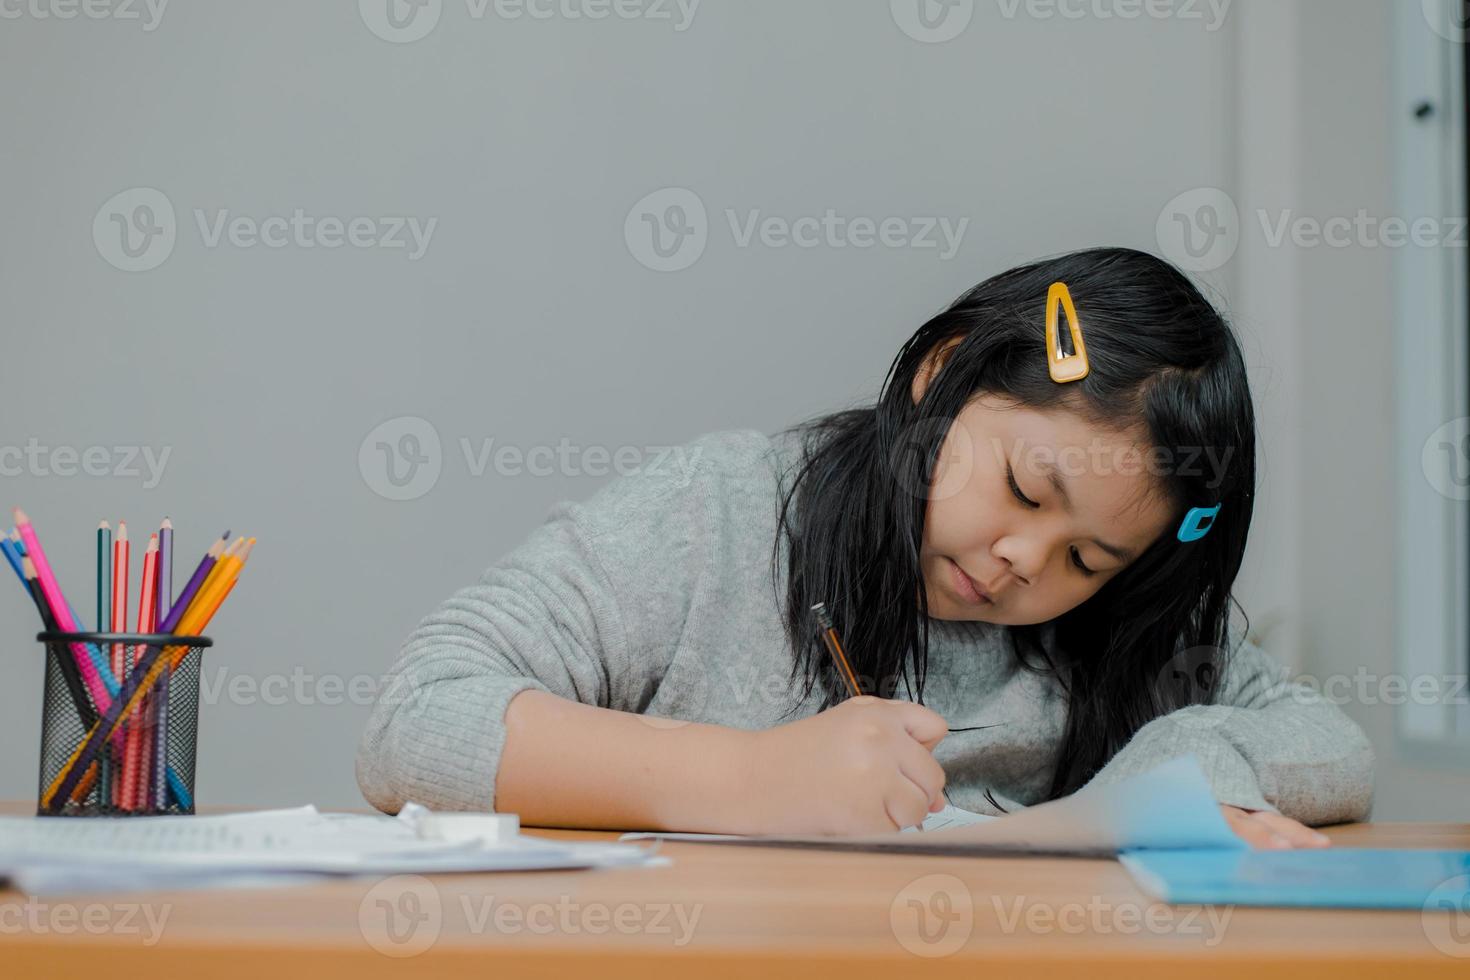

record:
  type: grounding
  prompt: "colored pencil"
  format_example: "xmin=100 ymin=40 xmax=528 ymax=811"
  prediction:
xmin=0 ymin=533 xmax=24 ymax=586
xmin=97 ymin=521 xmax=113 ymax=806
xmin=153 ymin=519 xmax=173 ymax=809
xmin=110 ymin=521 xmax=131 ymax=805
xmin=12 ymin=509 xmax=109 ymax=711
xmin=156 ymin=519 xmax=172 ymax=631
xmin=63 ymin=533 xmax=249 ymax=808
xmin=123 ymin=536 xmax=159 ymax=811
xmin=44 ymin=538 xmax=254 ymax=810
xmin=23 ymin=556 xmax=96 ymax=729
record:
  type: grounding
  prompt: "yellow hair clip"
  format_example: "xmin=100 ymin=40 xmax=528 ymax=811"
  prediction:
xmin=1045 ymin=282 xmax=1090 ymax=384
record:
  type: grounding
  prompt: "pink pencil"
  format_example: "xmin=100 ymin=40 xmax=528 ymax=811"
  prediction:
xmin=12 ymin=509 xmax=109 ymax=712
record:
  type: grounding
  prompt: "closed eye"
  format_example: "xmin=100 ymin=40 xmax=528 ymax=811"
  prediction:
xmin=1006 ymin=464 xmax=1039 ymax=509
xmin=1009 ymin=464 xmax=1098 ymax=577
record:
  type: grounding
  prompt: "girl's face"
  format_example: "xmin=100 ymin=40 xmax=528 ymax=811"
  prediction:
xmin=918 ymin=392 xmax=1176 ymax=625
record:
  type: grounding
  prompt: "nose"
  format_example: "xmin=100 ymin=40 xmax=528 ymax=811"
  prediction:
xmin=990 ymin=536 xmax=1041 ymax=588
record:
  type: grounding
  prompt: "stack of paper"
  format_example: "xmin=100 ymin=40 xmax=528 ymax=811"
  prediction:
xmin=0 ymin=803 xmax=661 ymax=894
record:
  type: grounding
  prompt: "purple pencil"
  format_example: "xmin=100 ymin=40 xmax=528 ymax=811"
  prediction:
xmin=160 ymin=530 xmax=229 ymax=636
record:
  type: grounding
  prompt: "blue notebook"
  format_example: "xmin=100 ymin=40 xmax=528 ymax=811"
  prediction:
xmin=1122 ymin=848 xmax=1470 ymax=909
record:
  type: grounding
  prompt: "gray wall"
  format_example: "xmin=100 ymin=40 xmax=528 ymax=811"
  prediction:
xmin=2 ymin=0 xmax=1351 ymax=812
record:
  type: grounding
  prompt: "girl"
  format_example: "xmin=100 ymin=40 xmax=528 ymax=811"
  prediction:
xmin=357 ymin=247 xmax=1373 ymax=848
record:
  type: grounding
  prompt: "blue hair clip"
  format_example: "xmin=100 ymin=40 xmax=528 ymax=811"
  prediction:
xmin=1177 ymin=504 xmax=1221 ymax=543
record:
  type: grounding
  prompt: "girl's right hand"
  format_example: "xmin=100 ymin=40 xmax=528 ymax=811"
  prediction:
xmin=738 ymin=695 xmax=949 ymax=836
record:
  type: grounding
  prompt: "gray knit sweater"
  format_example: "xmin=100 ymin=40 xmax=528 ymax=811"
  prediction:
xmin=356 ymin=428 xmax=1374 ymax=825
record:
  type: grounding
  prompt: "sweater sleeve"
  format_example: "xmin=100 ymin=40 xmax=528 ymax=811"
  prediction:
xmin=1081 ymin=629 xmax=1376 ymax=826
xmin=355 ymin=436 xmax=723 ymax=815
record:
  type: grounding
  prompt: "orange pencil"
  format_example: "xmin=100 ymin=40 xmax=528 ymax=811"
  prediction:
xmin=124 ymin=537 xmax=159 ymax=810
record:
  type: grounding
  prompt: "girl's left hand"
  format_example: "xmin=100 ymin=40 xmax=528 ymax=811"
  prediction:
xmin=1220 ymin=805 xmax=1332 ymax=849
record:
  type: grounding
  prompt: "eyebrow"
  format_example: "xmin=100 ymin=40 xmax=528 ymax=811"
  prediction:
xmin=1040 ymin=462 xmax=1137 ymax=564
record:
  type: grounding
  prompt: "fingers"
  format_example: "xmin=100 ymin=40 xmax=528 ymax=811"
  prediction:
xmin=1251 ymin=810 xmax=1331 ymax=848
xmin=1221 ymin=805 xmax=1331 ymax=849
xmin=891 ymin=701 xmax=949 ymax=750
xmin=884 ymin=770 xmax=935 ymax=831
xmin=896 ymin=742 xmax=948 ymax=811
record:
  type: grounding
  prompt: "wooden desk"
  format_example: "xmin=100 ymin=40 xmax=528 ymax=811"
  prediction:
xmin=2 ymin=808 xmax=1468 ymax=979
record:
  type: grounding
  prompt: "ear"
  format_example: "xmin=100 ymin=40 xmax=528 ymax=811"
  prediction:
xmin=910 ymin=337 xmax=963 ymax=406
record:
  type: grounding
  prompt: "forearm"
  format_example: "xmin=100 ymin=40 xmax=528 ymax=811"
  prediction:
xmin=496 ymin=688 xmax=759 ymax=832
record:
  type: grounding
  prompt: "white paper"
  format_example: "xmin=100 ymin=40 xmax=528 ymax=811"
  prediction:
xmin=623 ymin=756 xmax=1243 ymax=856
xmin=0 ymin=802 xmax=660 ymax=894
xmin=618 ymin=800 xmax=994 ymax=843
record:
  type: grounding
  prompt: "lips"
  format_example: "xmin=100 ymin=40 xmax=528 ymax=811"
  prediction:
xmin=949 ymin=558 xmax=992 ymax=605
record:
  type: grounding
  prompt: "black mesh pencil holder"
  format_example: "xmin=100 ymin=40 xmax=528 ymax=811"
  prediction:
xmin=35 ymin=631 xmax=212 ymax=817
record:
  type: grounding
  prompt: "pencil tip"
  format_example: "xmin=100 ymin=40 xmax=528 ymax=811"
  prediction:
xmin=99 ymin=520 xmax=110 ymax=530
xmin=160 ymin=517 xmax=172 ymax=530
xmin=12 ymin=507 xmax=27 ymax=525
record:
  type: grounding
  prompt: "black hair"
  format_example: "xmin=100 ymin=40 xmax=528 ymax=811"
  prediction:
xmin=772 ymin=247 xmax=1256 ymax=800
